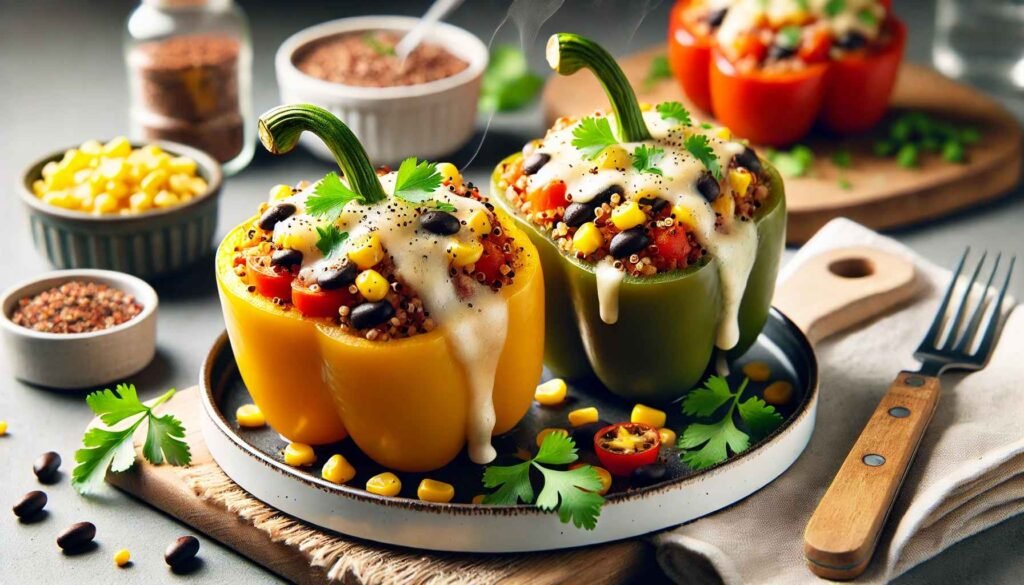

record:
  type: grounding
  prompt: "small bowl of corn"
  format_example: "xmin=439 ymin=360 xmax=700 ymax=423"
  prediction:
xmin=19 ymin=138 xmax=223 ymax=279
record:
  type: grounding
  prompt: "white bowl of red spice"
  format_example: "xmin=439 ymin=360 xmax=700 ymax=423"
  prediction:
xmin=275 ymin=16 xmax=488 ymax=163
xmin=0 ymin=270 xmax=158 ymax=389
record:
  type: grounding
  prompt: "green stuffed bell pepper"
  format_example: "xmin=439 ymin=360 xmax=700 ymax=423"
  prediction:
xmin=491 ymin=33 xmax=786 ymax=403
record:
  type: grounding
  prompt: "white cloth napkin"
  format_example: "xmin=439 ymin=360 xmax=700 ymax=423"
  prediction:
xmin=655 ymin=218 xmax=1023 ymax=584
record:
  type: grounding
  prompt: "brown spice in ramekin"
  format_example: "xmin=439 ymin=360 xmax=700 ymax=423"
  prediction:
xmin=11 ymin=281 xmax=143 ymax=334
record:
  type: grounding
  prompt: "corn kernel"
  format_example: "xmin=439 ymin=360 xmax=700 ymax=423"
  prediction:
xmin=417 ymin=479 xmax=455 ymax=503
xmin=103 ymin=136 xmax=133 ymax=158
xmin=568 ymin=407 xmax=599 ymax=427
xmin=129 ymin=192 xmax=154 ymax=213
xmin=366 ymin=472 xmax=401 ymax=497
xmin=141 ymin=144 xmax=163 ymax=158
xmin=154 ymin=190 xmax=180 ymax=208
xmin=658 ymin=427 xmax=677 ymax=446
xmin=742 ymin=361 xmax=772 ymax=382
xmin=141 ymin=169 xmax=168 ymax=195
xmin=631 ymin=404 xmax=667 ymax=428
xmin=113 ymin=548 xmax=131 ymax=567
xmin=93 ymin=193 xmax=118 ymax=214
xmin=536 ymin=427 xmax=569 ymax=448
xmin=446 ymin=239 xmax=484 ymax=268
xmin=235 ymin=403 xmax=266 ymax=428
xmin=269 ymin=184 xmax=293 ymax=201
xmin=471 ymin=494 xmax=486 ymax=505
xmin=62 ymin=148 xmax=91 ymax=172
xmin=105 ymin=180 xmax=129 ymax=199
xmin=437 ymin=162 xmax=462 ymax=189
xmin=188 ymin=177 xmax=208 ymax=196
xmin=639 ymin=102 xmax=653 ymax=112
xmin=467 ymin=210 xmax=492 ymax=236
xmin=573 ymin=463 xmax=612 ymax=495
xmin=168 ymin=156 xmax=197 ymax=175
xmin=610 ymin=201 xmax=646 ymax=230
xmin=356 ymin=269 xmax=389 ymax=301
xmin=671 ymin=205 xmax=697 ymax=228
xmin=152 ymin=152 xmax=172 ymax=171
xmin=0 ymin=420 xmax=7 ymax=436
xmin=716 ymin=127 xmax=732 ymax=141
xmin=713 ymin=190 xmax=735 ymax=218
xmin=87 ymin=172 xmax=106 ymax=195
xmin=80 ymin=140 xmax=103 ymax=157
xmin=42 ymin=161 xmax=59 ymax=179
xmin=764 ymin=381 xmax=794 ymax=406
xmin=73 ymin=169 xmax=92 ymax=184
xmin=32 ymin=179 xmax=46 ymax=196
xmin=42 ymin=191 xmax=69 ymax=207
xmin=284 ymin=442 xmax=316 ymax=467
xmin=168 ymin=173 xmax=192 ymax=194
xmin=534 ymin=378 xmax=567 ymax=406
xmin=98 ymin=158 xmax=128 ymax=181
xmin=728 ymin=168 xmax=752 ymax=197
xmin=348 ymin=233 xmax=385 ymax=269
xmin=321 ymin=454 xmax=356 ymax=485
xmin=48 ymin=165 xmax=75 ymax=190
xmin=596 ymin=145 xmax=630 ymax=170
xmin=572 ymin=222 xmax=602 ymax=255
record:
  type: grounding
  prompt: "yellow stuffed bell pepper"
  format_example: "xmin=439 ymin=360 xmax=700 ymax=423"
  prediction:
xmin=216 ymin=104 xmax=544 ymax=472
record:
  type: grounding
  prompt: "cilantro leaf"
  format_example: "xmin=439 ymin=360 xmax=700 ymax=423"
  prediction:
xmin=825 ymin=0 xmax=845 ymax=17
xmin=738 ymin=396 xmax=784 ymax=439
xmin=363 ymin=33 xmax=396 ymax=57
xmin=678 ymin=416 xmax=750 ymax=471
xmin=632 ymin=145 xmax=665 ymax=176
xmin=656 ymin=101 xmax=692 ymax=126
xmin=393 ymin=158 xmax=442 ymax=204
xmin=857 ymin=8 xmax=878 ymax=26
xmin=482 ymin=461 xmax=535 ymax=505
xmin=682 ymin=375 xmax=735 ymax=417
xmin=307 ymin=172 xmax=364 ymax=221
xmin=432 ymin=201 xmax=457 ymax=213
xmin=315 ymin=225 xmax=349 ymax=259
xmin=86 ymin=383 xmax=148 ymax=426
xmin=480 ymin=45 xmax=543 ymax=112
xmin=572 ymin=117 xmax=619 ymax=160
xmin=534 ymin=431 xmax=578 ymax=465
xmin=535 ymin=465 xmax=604 ymax=530
xmin=767 ymin=144 xmax=815 ymax=177
xmin=644 ymin=55 xmax=672 ymax=90
xmin=144 ymin=413 xmax=191 ymax=466
xmin=832 ymin=149 xmax=852 ymax=169
xmin=72 ymin=426 xmax=139 ymax=494
xmin=684 ymin=134 xmax=721 ymax=179
xmin=777 ymin=25 xmax=802 ymax=49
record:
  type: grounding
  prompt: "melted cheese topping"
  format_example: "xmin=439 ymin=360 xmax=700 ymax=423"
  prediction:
xmin=715 ymin=0 xmax=886 ymax=49
xmin=528 ymin=111 xmax=755 ymax=350
xmin=271 ymin=175 xmax=507 ymax=464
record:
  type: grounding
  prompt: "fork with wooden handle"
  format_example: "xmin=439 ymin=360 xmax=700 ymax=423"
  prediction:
xmin=803 ymin=249 xmax=1016 ymax=580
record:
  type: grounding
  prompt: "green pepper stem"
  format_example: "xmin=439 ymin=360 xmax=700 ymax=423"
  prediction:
xmin=546 ymin=33 xmax=652 ymax=143
xmin=258 ymin=104 xmax=388 ymax=204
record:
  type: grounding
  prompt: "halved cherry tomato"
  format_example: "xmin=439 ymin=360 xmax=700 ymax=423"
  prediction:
xmin=474 ymin=239 xmax=506 ymax=284
xmin=291 ymin=282 xmax=355 ymax=319
xmin=652 ymin=225 xmax=693 ymax=269
xmin=527 ymin=180 xmax=569 ymax=212
xmin=247 ymin=256 xmax=293 ymax=300
xmin=593 ymin=422 xmax=661 ymax=477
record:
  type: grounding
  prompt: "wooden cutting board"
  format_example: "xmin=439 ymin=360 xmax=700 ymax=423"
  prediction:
xmin=542 ymin=46 xmax=1023 ymax=244
xmin=104 ymin=388 xmax=668 ymax=585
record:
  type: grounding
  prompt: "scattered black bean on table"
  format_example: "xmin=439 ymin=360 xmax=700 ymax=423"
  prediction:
xmin=350 ymin=301 xmax=395 ymax=329
xmin=165 ymin=535 xmax=200 ymax=569
xmin=13 ymin=490 xmax=47 ymax=519
xmin=33 ymin=451 xmax=61 ymax=484
xmin=257 ymin=202 xmax=297 ymax=231
xmin=631 ymin=462 xmax=668 ymax=486
xmin=419 ymin=210 xmax=461 ymax=235
xmin=57 ymin=522 xmax=96 ymax=551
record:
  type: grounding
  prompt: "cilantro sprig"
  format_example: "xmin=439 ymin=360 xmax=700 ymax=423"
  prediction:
xmin=656 ymin=101 xmax=692 ymax=127
xmin=644 ymin=55 xmax=672 ymax=90
xmin=315 ymin=225 xmax=349 ymax=258
xmin=73 ymin=384 xmax=191 ymax=495
xmin=482 ymin=432 xmax=605 ymax=530
xmin=363 ymin=33 xmax=396 ymax=57
xmin=684 ymin=134 xmax=722 ymax=180
xmin=306 ymin=172 xmax=364 ymax=222
xmin=677 ymin=376 xmax=783 ymax=471
xmin=392 ymin=157 xmax=442 ymax=204
xmin=572 ymin=116 xmax=619 ymax=160
xmin=632 ymin=145 xmax=665 ymax=176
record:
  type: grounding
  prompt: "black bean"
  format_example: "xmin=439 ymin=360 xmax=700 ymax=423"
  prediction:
xmin=767 ymin=44 xmax=797 ymax=61
xmin=735 ymin=146 xmax=762 ymax=173
xmin=33 ymin=451 xmax=61 ymax=484
xmin=350 ymin=301 xmax=395 ymax=330
xmin=639 ymin=197 xmax=670 ymax=214
xmin=317 ymin=260 xmax=358 ymax=290
xmin=834 ymin=31 xmax=867 ymax=51
xmin=609 ymin=227 xmax=650 ymax=259
xmin=13 ymin=490 xmax=47 ymax=519
xmin=707 ymin=7 xmax=728 ymax=27
xmin=257 ymin=203 xmax=296 ymax=231
xmin=270 ymin=248 xmax=302 ymax=268
xmin=563 ymin=202 xmax=596 ymax=228
xmin=57 ymin=522 xmax=96 ymax=551
xmin=696 ymin=172 xmax=721 ymax=202
xmin=419 ymin=210 xmax=461 ymax=235
xmin=590 ymin=184 xmax=625 ymax=206
xmin=631 ymin=462 xmax=668 ymax=486
xmin=165 ymin=535 xmax=200 ymax=569
xmin=522 ymin=152 xmax=551 ymax=175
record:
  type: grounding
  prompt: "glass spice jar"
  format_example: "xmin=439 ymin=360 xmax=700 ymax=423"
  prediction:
xmin=125 ymin=0 xmax=254 ymax=175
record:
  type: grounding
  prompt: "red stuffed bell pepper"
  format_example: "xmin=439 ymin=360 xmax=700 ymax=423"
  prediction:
xmin=668 ymin=0 xmax=905 ymax=146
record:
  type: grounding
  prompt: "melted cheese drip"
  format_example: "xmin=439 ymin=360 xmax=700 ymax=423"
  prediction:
xmin=271 ymin=175 xmax=507 ymax=464
xmin=716 ymin=0 xmax=886 ymax=50
xmin=528 ymin=111 xmax=754 ymax=350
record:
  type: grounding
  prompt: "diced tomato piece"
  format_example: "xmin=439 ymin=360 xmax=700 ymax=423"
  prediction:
xmin=475 ymin=240 xmax=506 ymax=283
xmin=291 ymin=282 xmax=355 ymax=319
xmin=247 ymin=256 xmax=294 ymax=300
xmin=653 ymin=225 xmax=693 ymax=267
xmin=799 ymin=28 xmax=832 ymax=63
xmin=734 ymin=32 xmax=767 ymax=63
xmin=528 ymin=180 xmax=569 ymax=212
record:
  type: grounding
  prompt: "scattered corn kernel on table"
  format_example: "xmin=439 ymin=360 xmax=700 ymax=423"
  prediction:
xmin=2 ymin=1 xmax=1023 ymax=584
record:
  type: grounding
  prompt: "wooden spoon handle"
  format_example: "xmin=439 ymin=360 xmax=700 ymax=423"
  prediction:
xmin=803 ymin=372 xmax=941 ymax=580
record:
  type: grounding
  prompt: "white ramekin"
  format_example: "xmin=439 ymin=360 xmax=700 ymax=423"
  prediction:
xmin=275 ymin=16 xmax=488 ymax=164
xmin=1 ymin=269 xmax=158 ymax=389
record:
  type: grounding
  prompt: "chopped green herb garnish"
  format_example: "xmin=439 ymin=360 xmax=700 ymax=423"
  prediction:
xmin=306 ymin=172 xmax=364 ymax=222
xmin=832 ymin=149 xmax=852 ymax=169
xmin=677 ymin=375 xmax=783 ymax=470
xmin=767 ymin=144 xmax=814 ymax=178
xmin=656 ymin=101 xmax=692 ymax=126
xmin=432 ymin=201 xmax=458 ymax=213
xmin=857 ymin=9 xmax=878 ymax=27
xmin=960 ymin=127 xmax=981 ymax=144
xmin=701 ymin=122 xmax=714 ymax=130
xmin=644 ymin=55 xmax=673 ymax=90
xmin=684 ymin=134 xmax=721 ymax=179
xmin=393 ymin=157 xmax=442 ymax=204
xmin=777 ymin=25 xmax=803 ymax=49
xmin=825 ymin=0 xmax=845 ymax=17
xmin=632 ymin=145 xmax=665 ymax=176
xmin=572 ymin=116 xmax=619 ymax=160
xmin=838 ymin=177 xmax=853 ymax=190
xmin=482 ymin=432 xmax=604 ymax=530
xmin=896 ymin=143 xmax=919 ymax=168
xmin=73 ymin=384 xmax=190 ymax=495
xmin=795 ymin=0 xmax=810 ymax=11
xmin=363 ymin=33 xmax=396 ymax=57
xmin=942 ymin=141 xmax=965 ymax=163
xmin=479 ymin=45 xmax=544 ymax=112
xmin=873 ymin=140 xmax=896 ymax=157
xmin=315 ymin=225 xmax=349 ymax=258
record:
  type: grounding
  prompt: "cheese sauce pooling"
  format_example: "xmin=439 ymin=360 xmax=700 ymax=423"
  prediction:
xmin=271 ymin=175 xmax=507 ymax=464
xmin=529 ymin=111 xmax=754 ymax=350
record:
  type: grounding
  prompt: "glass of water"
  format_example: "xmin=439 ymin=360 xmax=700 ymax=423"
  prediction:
xmin=933 ymin=0 xmax=1024 ymax=97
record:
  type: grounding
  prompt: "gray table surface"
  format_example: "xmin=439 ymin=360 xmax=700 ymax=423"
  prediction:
xmin=1 ymin=1 xmax=1022 ymax=583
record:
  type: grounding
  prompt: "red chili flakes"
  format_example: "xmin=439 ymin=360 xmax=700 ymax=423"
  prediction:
xmin=11 ymin=281 xmax=143 ymax=334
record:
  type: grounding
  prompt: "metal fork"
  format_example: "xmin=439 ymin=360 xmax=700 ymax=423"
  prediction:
xmin=803 ymin=248 xmax=1016 ymax=581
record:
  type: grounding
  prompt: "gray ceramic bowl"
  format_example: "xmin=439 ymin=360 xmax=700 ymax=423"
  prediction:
xmin=19 ymin=140 xmax=223 ymax=280
xmin=0 ymin=269 xmax=158 ymax=389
